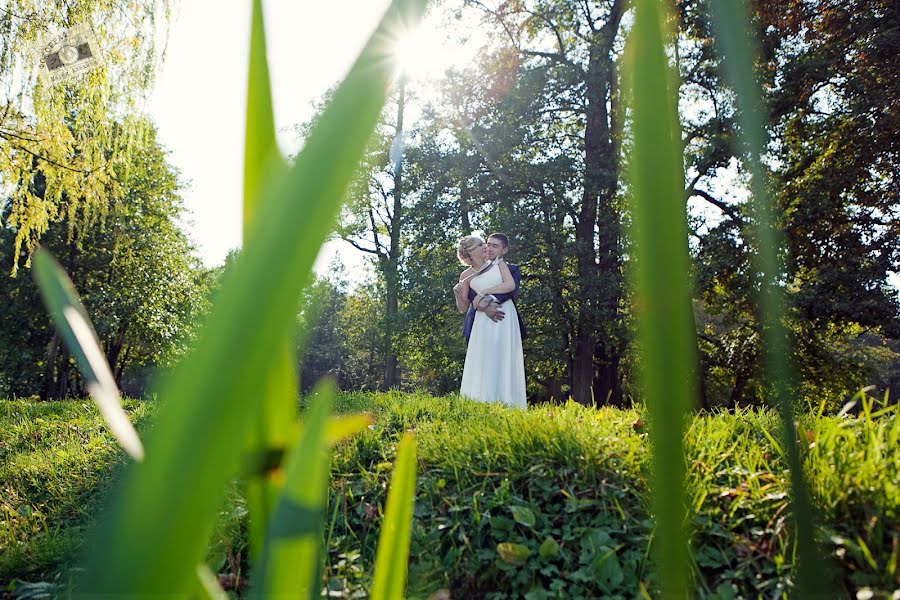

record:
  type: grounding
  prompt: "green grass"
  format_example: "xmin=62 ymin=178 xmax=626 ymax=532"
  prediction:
xmin=2 ymin=393 xmax=897 ymax=598
xmin=0 ymin=400 xmax=151 ymax=586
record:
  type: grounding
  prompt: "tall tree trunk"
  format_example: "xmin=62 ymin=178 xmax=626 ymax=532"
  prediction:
xmin=459 ymin=175 xmax=471 ymax=233
xmin=55 ymin=349 xmax=71 ymax=398
xmin=574 ymin=49 xmax=621 ymax=406
xmin=115 ymin=345 xmax=131 ymax=388
xmin=729 ymin=372 xmax=748 ymax=409
xmin=689 ymin=309 xmax=709 ymax=411
xmin=40 ymin=332 xmax=60 ymax=400
xmin=107 ymin=321 xmax=129 ymax=381
xmin=383 ymin=80 xmax=406 ymax=390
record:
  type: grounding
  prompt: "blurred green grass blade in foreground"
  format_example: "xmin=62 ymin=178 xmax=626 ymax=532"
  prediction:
xmin=254 ymin=380 xmax=333 ymax=599
xmin=78 ymin=0 xmax=430 ymax=594
xmin=371 ymin=432 xmax=418 ymax=600
xmin=242 ymin=0 xmax=296 ymax=563
xmin=194 ymin=563 xmax=228 ymax=600
xmin=624 ymin=0 xmax=697 ymax=596
xmin=708 ymin=1 xmax=828 ymax=594
xmin=31 ymin=248 xmax=144 ymax=462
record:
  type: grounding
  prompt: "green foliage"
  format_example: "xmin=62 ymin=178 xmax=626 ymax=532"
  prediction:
xmin=3 ymin=393 xmax=897 ymax=596
xmin=0 ymin=0 xmax=172 ymax=273
xmin=0 ymin=119 xmax=210 ymax=399
xmin=709 ymin=0 xmax=826 ymax=592
xmin=680 ymin=0 xmax=900 ymax=410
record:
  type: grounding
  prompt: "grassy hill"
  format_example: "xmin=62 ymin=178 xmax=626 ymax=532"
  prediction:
xmin=1 ymin=393 xmax=897 ymax=598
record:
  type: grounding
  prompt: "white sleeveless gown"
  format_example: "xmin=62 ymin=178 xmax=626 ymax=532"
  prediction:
xmin=459 ymin=262 xmax=527 ymax=409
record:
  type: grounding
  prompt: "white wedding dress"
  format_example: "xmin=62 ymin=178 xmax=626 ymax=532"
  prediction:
xmin=459 ymin=262 xmax=527 ymax=409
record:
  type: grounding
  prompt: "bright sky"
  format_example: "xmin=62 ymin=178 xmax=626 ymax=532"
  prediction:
xmin=147 ymin=0 xmax=481 ymax=283
xmin=148 ymin=1 xmax=396 ymax=278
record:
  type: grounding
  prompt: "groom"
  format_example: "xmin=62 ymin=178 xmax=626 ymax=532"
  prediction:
xmin=462 ymin=233 xmax=527 ymax=344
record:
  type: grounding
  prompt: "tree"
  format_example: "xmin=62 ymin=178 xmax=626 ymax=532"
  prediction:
xmin=463 ymin=0 xmax=629 ymax=405
xmin=336 ymin=87 xmax=411 ymax=390
xmin=0 ymin=0 xmax=171 ymax=273
xmin=297 ymin=263 xmax=350 ymax=393
xmin=679 ymin=0 xmax=900 ymax=407
xmin=0 ymin=118 xmax=209 ymax=399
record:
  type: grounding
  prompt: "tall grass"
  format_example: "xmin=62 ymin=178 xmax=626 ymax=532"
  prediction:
xmin=32 ymin=0 xmax=428 ymax=596
xmin=706 ymin=0 xmax=828 ymax=595
xmin=624 ymin=0 xmax=696 ymax=596
xmin=4 ymin=394 xmax=896 ymax=595
xmin=241 ymin=0 xmax=296 ymax=564
xmin=624 ymin=0 xmax=827 ymax=596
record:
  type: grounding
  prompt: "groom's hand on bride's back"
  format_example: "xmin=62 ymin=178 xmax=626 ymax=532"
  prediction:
xmin=485 ymin=303 xmax=505 ymax=322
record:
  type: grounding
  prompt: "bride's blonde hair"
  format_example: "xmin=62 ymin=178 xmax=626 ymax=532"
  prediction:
xmin=457 ymin=235 xmax=483 ymax=265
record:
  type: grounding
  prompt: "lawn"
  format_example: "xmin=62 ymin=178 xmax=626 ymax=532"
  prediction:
xmin=1 ymin=393 xmax=897 ymax=598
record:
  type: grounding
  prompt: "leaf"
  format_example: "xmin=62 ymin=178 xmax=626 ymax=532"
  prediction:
xmin=370 ymin=432 xmax=418 ymax=600
xmin=194 ymin=564 xmax=228 ymax=600
xmin=31 ymin=249 xmax=144 ymax=462
xmin=708 ymin=0 xmax=828 ymax=593
xmin=255 ymin=379 xmax=333 ymax=599
xmin=510 ymin=505 xmax=536 ymax=528
xmin=497 ymin=543 xmax=531 ymax=566
xmin=539 ymin=537 xmax=559 ymax=559
xmin=593 ymin=549 xmax=624 ymax=590
xmin=77 ymin=0 xmax=429 ymax=594
xmin=624 ymin=0 xmax=694 ymax=595
xmin=326 ymin=413 xmax=376 ymax=445
xmin=238 ymin=412 xmax=376 ymax=478
xmin=241 ymin=0 xmax=296 ymax=563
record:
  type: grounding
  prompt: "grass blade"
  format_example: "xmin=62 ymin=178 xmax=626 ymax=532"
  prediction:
xmin=31 ymin=248 xmax=144 ymax=462
xmin=326 ymin=413 xmax=376 ymax=443
xmin=243 ymin=0 xmax=280 ymax=231
xmin=242 ymin=0 xmax=296 ymax=563
xmin=707 ymin=1 xmax=828 ymax=594
xmin=78 ymin=0 xmax=429 ymax=594
xmin=254 ymin=380 xmax=333 ymax=599
xmin=195 ymin=564 xmax=228 ymax=600
xmin=370 ymin=432 xmax=418 ymax=600
xmin=624 ymin=0 xmax=696 ymax=595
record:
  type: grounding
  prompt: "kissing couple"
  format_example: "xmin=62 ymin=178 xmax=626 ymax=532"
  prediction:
xmin=452 ymin=233 xmax=526 ymax=409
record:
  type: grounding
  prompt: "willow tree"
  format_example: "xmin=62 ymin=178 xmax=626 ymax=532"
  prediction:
xmin=0 ymin=0 xmax=171 ymax=273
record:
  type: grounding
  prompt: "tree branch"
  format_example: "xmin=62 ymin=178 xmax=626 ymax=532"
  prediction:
xmin=0 ymin=134 xmax=99 ymax=175
xmin=600 ymin=0 xmax=628 ymax=40
xmin=580 ymin=0 xmax=598 ymax=33
xmin=468 ymin=0 xmax=580 ymax=71
xmin=687 ymin=187 xmax=744 ymax=223
xmin=343 ymin=236 xmax=381 ymax=256
xmin=368 ymin=205 xmax=389 ymax=257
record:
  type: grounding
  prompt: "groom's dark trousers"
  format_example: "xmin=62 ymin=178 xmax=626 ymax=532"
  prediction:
xmin=462 ymin=263 xmax=526 ymax=344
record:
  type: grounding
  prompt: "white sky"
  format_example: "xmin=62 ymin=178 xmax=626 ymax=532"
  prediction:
xmin=148 ymin=1 xmax=396 ymax=278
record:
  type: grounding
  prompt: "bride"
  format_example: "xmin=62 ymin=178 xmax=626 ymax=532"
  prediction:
xmin=453 ymin=236 xmax=526 ymax=409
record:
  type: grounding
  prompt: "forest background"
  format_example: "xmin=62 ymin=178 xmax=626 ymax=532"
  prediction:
xmin=1 ymin=0 xmax=898 ymax=411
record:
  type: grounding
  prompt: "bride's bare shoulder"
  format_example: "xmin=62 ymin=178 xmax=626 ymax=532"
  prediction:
xmin=459 ymin=267 xmax=473 ymax=281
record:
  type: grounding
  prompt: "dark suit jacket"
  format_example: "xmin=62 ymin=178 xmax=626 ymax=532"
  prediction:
xmin=462 ymin=262 xmax=526 ymax=342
